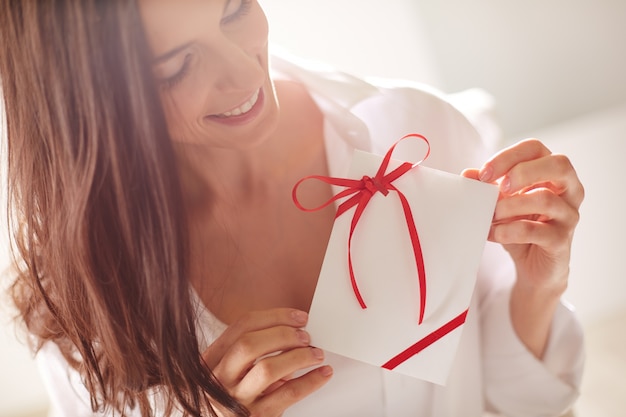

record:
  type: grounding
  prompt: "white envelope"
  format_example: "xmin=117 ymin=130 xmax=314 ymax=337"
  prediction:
xmin=306 ymin=148 xmax=499 ymax=385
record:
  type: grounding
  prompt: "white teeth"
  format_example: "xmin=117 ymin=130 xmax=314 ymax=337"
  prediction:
xmin=219 ymin=89 xmax=260 ymax=117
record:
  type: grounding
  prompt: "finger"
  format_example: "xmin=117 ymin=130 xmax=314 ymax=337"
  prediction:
xmin=499 ymin=155 xmax=584 ymax=209
xmin=235 ymin=347 xmax=326 ymax=401
xmin=202 ymin=308 xmax=308 ymax=368
xmin=214 ymin=326 xmax=312 ymax=387
xmin=494 ymin=188 xmax=580 ymax=228
xmin=479 ymin=139 xmax=584 ymax=209
xmin=261 ymin=378 xmax=288 ymax=397
xmin=461 ymin=168 xmax=480 ymax=180
xmin=251 ymin=366 xmax=333 ymax=417
xmin=490 ymin=219 xmax=572 ymax=250
xmin=478 ymin=139 xmax=551 ymax=184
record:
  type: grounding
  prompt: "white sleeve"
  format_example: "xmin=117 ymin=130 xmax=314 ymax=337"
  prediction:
xmin=35 ymin=342 xmax=104 ymax=417
xmin=477 ymin=243 xmax=585 ymax=417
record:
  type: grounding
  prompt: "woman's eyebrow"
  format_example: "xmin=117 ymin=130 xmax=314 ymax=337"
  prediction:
xmin=153 ymin=42 xmax=193 ymax=64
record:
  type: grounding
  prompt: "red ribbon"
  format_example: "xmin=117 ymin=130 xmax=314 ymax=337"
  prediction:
xmin=292 ymin=133 xmax=430 ymax=324
xmin=382 ymin=309 xmax=468 ymax=370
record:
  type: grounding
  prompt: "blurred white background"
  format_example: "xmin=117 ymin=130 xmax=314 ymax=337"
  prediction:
xmin=2 ymin=1 xmax=624 ymax=416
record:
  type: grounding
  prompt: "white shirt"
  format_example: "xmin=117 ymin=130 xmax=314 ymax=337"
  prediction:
xmin=37 ymin=52 xmax=584 ymax=417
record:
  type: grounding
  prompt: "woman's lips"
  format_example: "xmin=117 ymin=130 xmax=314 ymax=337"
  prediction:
xmin=206 ymin=88 xmax=264 ymax=126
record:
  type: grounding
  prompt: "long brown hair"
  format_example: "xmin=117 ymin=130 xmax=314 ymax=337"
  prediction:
xmin=0 ymin=0 xmax=246 ymax=415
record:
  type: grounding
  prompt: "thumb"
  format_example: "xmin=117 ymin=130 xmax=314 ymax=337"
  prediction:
xmin=461 ymin=168 xmax=480 ymax=180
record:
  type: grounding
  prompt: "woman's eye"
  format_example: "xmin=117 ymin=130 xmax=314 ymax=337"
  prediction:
xmin=160 ymin=54 xmax=192 ymax=89
xmin=222 ymin=0 xmax=251 ymax=24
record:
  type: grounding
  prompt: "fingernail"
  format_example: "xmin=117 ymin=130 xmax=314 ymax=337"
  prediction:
xmin=479 ymin=165 xmax=492 ymax=182
xmin=292 ymin=310 xmax=308 ymax=325
xmin=297 ymin=329 xmax=310 ymax=344
xmin=319 ymin=365 xmax=333 ymax=377
xmin=312 ymin=347 xmax=324 ymax=360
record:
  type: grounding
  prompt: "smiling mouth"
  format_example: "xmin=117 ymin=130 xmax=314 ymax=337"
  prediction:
xmin=214 ymin=89 xmax=261 ymax=118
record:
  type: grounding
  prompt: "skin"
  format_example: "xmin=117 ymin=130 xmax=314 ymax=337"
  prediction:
xmin=139 ymin=0 xmax=584 ymax=414
xmin=463 ymin=139 xmax=584 ymax=358
xmin=140 ymin=1 xmax=334 ymax=415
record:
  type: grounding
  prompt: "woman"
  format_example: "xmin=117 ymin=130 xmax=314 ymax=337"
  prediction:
xmin=0 ymin=0 xmax=584 ymax=416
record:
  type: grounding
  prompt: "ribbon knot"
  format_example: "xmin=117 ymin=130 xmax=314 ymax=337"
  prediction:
xmin=292 ymin=134 xmax=431 ymax=324
xmin=362 ymin=175 xmax=390 ymax=196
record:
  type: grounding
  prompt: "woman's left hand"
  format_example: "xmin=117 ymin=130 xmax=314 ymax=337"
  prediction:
xmin=463 ymin=138 xmax=584 ymax=357
xmin=464 ymin=138 xmax=584 ymax=292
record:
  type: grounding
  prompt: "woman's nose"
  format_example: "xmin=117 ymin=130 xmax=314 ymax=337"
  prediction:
xmin=210 ymin=35 xmax=266 ymax=93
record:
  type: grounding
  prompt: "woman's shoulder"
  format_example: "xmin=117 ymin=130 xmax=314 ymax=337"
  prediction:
xmin=269 ymin=47 xmax=499 ymax=171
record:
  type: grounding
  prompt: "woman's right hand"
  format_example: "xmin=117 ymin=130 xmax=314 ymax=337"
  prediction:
xmin=201 ymin=308 xmax=333 ymax=417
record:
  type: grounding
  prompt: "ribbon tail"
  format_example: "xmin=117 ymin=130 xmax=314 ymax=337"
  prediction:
xmin=381 ymin=309 xmax=468 ymax=370
xmin=394 ymin=188 xmax=427 ymax=324
xmin=347 ymin=193 xmax=372 ymax=309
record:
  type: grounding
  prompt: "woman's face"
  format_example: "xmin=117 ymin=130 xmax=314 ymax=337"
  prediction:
xmin=139 ymin=0 xmax=278 ymax=149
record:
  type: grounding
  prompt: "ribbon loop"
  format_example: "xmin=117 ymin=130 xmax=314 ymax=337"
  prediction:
xmin=292 ymin=133 xmax=431 ymax=324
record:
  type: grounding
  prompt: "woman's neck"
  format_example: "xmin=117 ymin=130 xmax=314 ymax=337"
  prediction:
xmin=182 ymin=79 xmax=332 ymax=323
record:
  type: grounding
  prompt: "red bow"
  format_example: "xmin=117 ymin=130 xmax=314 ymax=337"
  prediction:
xmin=293 ymin=133 xmax=430 ymax=324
